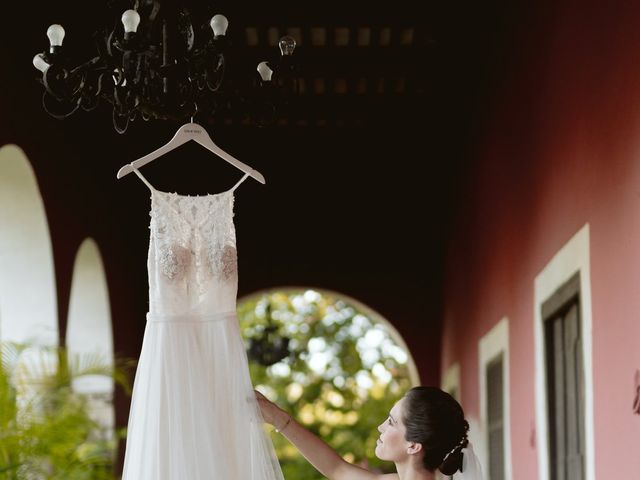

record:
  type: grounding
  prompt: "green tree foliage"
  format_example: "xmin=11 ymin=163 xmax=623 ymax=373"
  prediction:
xmin=0 ymin=342 xmax=133 ymax=479
xmin=239 ymin=289 xmax=414 ymax=479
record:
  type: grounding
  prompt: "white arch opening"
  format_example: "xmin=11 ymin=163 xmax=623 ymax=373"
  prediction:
xmin=0 ymin=144 xmax=58 ymax=346
xmin=66 ymin=237 xmax=115 ymax=434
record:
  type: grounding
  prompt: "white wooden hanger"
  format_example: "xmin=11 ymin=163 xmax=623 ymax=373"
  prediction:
xmin=116 ymin=120 xmax=265 ymax=184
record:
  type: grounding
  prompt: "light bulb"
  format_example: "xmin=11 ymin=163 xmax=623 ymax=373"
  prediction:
xmin=257 ymin=61 xmax=273 ymax=82
xmin=47 ymin=24 xmax=65 ymax=47
xmin=210 ymin=14 xmax=228 ymax=37
xmin=32 ymin=54 xmax=50 ymax=73
xmin=121 ymin=10 xmax=141 ymax=34
xmin=279 ymin=35 xmax=296 ymax=56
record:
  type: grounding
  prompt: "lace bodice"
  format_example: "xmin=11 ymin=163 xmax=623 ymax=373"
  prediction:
xmin=131 ymin=166 xmax=247 ymax=316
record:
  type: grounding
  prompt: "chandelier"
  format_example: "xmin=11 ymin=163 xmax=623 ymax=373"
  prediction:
xmin=32 ymin=1 xmax=299 ymax=133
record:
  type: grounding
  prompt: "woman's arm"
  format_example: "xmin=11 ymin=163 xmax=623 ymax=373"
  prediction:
xmin=255 ymin=391 xmax=396 ymax=480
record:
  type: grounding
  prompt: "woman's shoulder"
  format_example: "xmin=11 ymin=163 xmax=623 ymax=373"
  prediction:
xmin=334 ymin=464 xmax=398 ymax=480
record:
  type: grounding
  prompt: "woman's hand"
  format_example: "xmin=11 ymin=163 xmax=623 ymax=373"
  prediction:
xmin=254 ymin=390 xmax=387 ymax=480
xmin=255 ymin=390 xmax=290 ymax=430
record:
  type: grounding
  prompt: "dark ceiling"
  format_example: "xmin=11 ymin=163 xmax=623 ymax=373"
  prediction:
xmin=0 ymin=0 xmax=529 ymax=381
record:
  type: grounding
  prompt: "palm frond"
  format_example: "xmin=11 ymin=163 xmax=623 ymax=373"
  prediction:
xmin=0 ymin=340 xmax=134 ymax=479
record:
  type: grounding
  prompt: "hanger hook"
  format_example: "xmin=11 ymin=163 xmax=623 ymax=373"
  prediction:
xmin=191 ymin=102 xmax=198 ymax=123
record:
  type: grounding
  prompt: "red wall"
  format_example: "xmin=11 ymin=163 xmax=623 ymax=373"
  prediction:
xmin=441 ymin=1 xmax=640 ymax=478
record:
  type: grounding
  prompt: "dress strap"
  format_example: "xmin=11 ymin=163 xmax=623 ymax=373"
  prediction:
xmin=130 ymin=164 xmax=156 ymax=192
xmin=230 ymin=172 xmax=250 ymax=192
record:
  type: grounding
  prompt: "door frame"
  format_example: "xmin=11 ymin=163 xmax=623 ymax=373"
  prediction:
xmin=534 ymin=224 xmax=594 ymax=480
xmin=479 ymin=317 xmax=512 ymax=480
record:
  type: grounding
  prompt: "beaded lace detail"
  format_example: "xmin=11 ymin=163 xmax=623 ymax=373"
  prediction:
xmin=150 ymin=190 xmax=237 ymax=291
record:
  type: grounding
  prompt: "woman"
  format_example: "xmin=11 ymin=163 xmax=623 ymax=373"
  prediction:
xmin=256 ymin=386 xmax=483 ymax=480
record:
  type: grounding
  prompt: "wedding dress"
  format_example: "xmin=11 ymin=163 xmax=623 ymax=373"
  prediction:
xmin=121 ymin=167 xmax=284 ymax=480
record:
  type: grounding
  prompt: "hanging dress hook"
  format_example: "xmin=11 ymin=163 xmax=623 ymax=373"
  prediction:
xmin=191 ymin=102 xmax=199 ymax=123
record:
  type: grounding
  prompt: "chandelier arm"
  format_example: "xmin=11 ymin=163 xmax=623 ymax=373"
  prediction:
xmin=161 ymin=20 xmax=171 ymax=95
xmin=68 ymin=56 xmax=103 ymax=78
xmin=205 ymin=54 xmax=225 ymax=92
xmin=106 ymin=28 xmax=118 ymax=59
xmin=42 ymin=91 xmax=81 ymax=120
xmin=112 ymin=105 xmax=130 ymax=134
xmin=148 ymin=0 xmax=161 ymax=26
xmin=42 ymin=64 xmax=73 ymax=100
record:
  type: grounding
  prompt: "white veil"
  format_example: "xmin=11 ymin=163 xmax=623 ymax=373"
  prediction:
xmin=452 ymin=443 xmax=484 ymax=480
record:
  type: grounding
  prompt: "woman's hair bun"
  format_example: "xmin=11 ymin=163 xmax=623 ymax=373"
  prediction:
xmin=438 ymin=448 xmax=464 ymax=475
xmin=437 ymin=419 xmax=469 ymax=475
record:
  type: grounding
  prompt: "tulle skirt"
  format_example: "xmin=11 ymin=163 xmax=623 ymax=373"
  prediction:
xmin=122 ymin=311 xmax=284 ymax=480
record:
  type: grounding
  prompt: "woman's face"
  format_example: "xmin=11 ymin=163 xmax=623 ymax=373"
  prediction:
xmin=375 ymin=397 xmax=411 ymax=462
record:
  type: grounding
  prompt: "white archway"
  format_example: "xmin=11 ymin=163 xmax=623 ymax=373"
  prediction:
xmin=66 ymin=237 xmax=114 ymax=433
xmin=0 ymin=144 xmax=58 ymax=346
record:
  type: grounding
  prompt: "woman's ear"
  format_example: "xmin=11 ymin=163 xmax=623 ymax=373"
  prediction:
xmin=406 ymin=442 xmax=423 ymax=455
